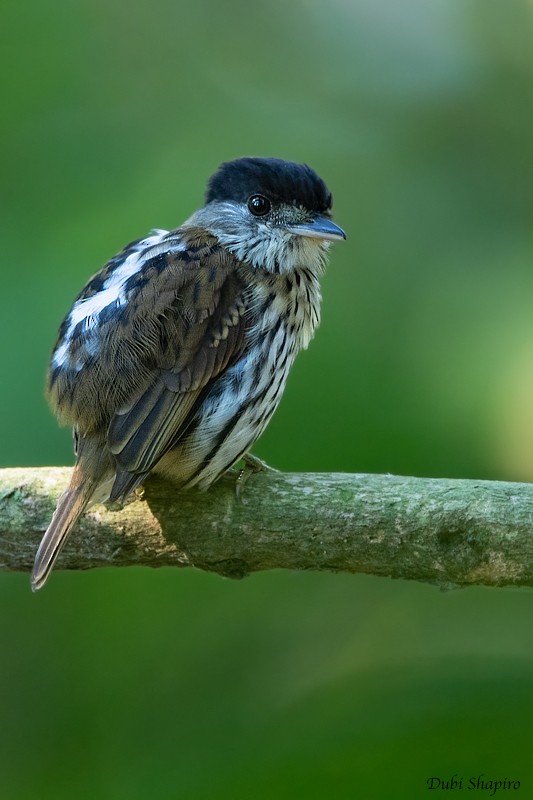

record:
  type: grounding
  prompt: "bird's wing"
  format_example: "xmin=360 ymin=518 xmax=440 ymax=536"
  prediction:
xmin=104 ymin=228 xmax=253 ymax=501
xmin=47 ymin=226 xmax=254 ymax=500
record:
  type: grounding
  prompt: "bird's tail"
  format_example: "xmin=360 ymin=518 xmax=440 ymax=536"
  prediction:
xmin=31 ymin=440 xmax=110 ymax=592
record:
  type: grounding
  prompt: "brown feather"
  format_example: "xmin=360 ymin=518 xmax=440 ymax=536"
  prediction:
xmin=31 ymin=437 xmax=112 ymax=591
xmin=102 ymin=235 xmax=253 ymax=501
xmin=47 ymin=229 xmax=246 ymax=432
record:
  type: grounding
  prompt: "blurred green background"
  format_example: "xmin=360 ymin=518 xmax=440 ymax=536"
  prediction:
xmin=2 ymin=0 xmax=533 ymax=797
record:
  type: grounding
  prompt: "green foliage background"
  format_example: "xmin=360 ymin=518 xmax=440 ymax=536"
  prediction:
xmin=2 ymin=1 xmax=533 ymax=797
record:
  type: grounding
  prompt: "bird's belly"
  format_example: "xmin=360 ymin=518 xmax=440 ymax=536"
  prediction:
xmin=158 ymin=324 xmax=298 ymax=488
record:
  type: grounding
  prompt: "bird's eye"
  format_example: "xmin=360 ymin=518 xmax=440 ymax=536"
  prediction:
xmin=247 ymin=194 xmax=271 ymax=216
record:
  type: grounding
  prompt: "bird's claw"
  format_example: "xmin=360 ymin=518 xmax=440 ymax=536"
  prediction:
xmin=235 ymin=453 xmax=278 ymax=499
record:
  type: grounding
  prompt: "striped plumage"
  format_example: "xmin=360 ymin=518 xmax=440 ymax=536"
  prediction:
xmin=33 ymin=157 xmax=345 ymax=590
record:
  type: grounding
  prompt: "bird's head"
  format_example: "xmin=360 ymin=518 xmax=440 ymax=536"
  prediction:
xmin=189 ymin=157 xmax=345 ymax=274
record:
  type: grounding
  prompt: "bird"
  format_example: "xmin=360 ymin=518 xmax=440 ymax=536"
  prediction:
xmin=32 ymin=157 xmax=346 ymax=591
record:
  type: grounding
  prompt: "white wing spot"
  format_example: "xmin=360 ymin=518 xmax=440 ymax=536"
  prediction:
xmin=52 ymin=340 xmax=69 ymax=369
xmin=52 ymin=230 xmax=185 ymax=369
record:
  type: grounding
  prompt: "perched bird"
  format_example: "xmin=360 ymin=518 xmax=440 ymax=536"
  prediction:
xmin=32 ymin=157 xmax=345 ymax=590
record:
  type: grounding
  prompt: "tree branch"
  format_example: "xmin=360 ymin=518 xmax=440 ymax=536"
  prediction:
xmin=1 ymin=466 xmax=533 ymax=588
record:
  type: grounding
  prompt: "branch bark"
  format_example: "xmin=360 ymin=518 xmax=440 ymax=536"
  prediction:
xmin=1 ymin=466 xmax=533 ymax=588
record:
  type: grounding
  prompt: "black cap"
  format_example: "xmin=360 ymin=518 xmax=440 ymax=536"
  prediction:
xmin=206 ymin=157 xmax=333 ymax=214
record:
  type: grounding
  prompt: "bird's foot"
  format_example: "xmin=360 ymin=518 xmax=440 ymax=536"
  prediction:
xmin=235 ymin=453 xmax=278 ymax=499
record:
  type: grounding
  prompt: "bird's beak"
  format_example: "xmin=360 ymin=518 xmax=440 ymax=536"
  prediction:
xmin=286 ymin=215 xmax=346 ymax=241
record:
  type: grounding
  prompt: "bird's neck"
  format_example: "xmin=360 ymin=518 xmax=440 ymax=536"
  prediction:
xmin=183 ymin=206 xmax=331 ymax=276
